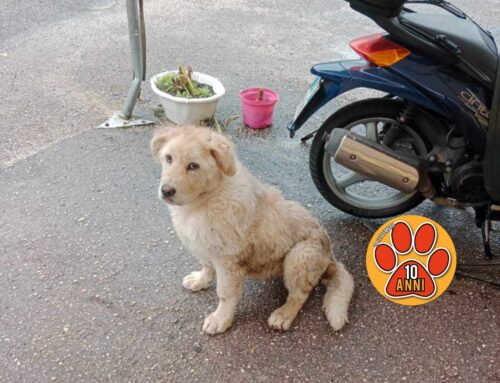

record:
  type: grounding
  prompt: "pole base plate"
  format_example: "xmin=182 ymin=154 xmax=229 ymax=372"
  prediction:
xmin=97 ymin=111 xmax=155 ymax=129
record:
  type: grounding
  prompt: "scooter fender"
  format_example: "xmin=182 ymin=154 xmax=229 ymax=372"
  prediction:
xmin=288 ymin=59 xmax=444 ymax=138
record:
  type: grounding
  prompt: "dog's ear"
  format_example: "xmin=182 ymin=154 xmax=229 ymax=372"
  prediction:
xmin=209 ymin=133 xmax=237 ymax=176
xmin=151 ymin=128 xmax=179 ymax=159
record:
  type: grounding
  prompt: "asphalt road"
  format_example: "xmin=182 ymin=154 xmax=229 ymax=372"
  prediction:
xmin=1 ymin=1 xmax=500 ymax=382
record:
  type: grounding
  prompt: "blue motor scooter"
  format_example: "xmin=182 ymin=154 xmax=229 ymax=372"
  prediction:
xmin=288 ymin=0 xmax=500 ymax=257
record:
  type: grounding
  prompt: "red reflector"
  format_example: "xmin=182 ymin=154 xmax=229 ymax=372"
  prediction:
xmin=350 ymin=33 xmax=411 ymax=67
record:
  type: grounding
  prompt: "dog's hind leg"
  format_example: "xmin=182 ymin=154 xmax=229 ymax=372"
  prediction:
xmin=182 ymin=263 xmax=215 ymax=292
xmin=268 ymin=235 xmax=330 ymax=331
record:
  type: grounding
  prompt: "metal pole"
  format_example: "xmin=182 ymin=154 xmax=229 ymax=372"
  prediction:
xmin=98 ymin=0 xmax=154 ymax=128
xmin=121 ymin=0 xmax=143 ymax=119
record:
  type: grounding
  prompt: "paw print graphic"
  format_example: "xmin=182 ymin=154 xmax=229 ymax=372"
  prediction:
xmin=373 ymin=221 xmax=451 ymax=299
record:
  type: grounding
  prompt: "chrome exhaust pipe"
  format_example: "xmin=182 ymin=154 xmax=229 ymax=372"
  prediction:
xmin=325 ymin=130 xmax=489 ymax=208
xmin=325 ymin=130 xmax=425 ymax=194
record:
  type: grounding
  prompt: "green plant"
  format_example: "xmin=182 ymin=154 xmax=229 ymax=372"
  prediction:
xmin=156 ymin=65 xmax=214 ymax=99
xmin=202 ymin=115 xmax=240 ymax=134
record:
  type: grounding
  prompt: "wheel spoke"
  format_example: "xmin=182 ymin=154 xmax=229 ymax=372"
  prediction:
xmin=365 ymin=121 xmax=378 ymax=142
xmin=336 ymin=171 xmax=369 ymax=189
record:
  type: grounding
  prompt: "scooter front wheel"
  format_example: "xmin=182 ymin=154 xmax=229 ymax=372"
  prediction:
xmin=309 ymin=98 xmax=429 ymax=218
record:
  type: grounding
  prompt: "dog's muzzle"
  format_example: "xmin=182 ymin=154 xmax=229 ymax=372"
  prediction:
xmin=159 ymin=183 xmax=177 ymax=204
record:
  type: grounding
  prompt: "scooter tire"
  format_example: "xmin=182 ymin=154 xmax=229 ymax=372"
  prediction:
xmin=309 ymin=98 xmax=427 ymax=218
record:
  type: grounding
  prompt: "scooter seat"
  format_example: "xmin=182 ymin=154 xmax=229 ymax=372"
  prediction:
xmin=347 ymin=0 xmax=406 ymax=17
xmin=400 ymin=12 xmax=498 ymax=86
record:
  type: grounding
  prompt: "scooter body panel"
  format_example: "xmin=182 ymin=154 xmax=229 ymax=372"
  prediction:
xmin=289 ymin=54 xmax=490 ymax=156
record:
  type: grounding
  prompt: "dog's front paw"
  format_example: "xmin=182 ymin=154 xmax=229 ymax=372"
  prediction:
xmin=268 ymin=307 xmax=296 ymax=331
xmin=182 ymin=271 xmax=212 ymax=292
xmin=202 ymin=311 xmax=233 ymax=335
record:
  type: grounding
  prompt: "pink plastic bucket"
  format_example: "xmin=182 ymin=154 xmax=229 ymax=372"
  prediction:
xmin=239 ymin=88 xmax=279 ymax=129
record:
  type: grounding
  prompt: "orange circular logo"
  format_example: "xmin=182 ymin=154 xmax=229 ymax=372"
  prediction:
xmin=366 ymin=215 xmax=456 ymax=305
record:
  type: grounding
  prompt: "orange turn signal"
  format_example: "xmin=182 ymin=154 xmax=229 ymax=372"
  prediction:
xmin=350 ymin=34 xmax=411 ymax=67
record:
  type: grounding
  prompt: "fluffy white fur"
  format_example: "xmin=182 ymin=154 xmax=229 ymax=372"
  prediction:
xmin=152 ymin=126 xmax=354 ymax=334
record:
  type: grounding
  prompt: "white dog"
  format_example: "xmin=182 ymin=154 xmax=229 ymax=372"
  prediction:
xmin=151 ymin=126 xmax=354 ymax=334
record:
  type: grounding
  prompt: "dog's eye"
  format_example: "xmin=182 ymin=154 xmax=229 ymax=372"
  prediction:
xmin=187 ymin=162 xmax=199 ymax=171
xmin=165 ymin=154 xmax=172 ymax=164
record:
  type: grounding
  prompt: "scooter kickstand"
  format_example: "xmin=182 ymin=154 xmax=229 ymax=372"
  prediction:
xmin=474 ymin=206 xmax=494 ymax=259
xmin=481 ymin=215 xmax=493 ymax=259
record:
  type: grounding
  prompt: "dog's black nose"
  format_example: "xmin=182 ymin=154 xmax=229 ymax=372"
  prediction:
xmin=161 ymin=185 xmax=176 ymax=198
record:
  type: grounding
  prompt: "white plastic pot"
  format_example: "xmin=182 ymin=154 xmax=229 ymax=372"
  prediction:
xmin=150 ymin=71 xmax=225 ymax=125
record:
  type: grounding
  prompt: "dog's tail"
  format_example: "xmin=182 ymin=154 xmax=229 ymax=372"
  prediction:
xmin=322 ymin=261 xmax=355 ymax=331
